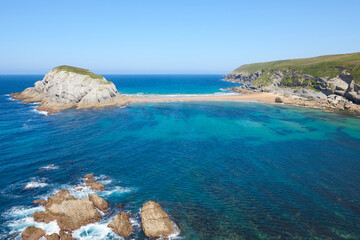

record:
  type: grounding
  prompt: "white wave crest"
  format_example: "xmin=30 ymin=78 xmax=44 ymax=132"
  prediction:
xmin=72 ymin=222 xmax=119 ymax=240
xmin=24 ymin=181 xmax=48 ymax=189
xmin=38 ymin=164 xmax=59 ymax=170
xmin=2 ymin=206 xmax=45 ymax=219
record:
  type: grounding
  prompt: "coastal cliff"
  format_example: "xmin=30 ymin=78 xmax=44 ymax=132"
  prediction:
xmin=11 ymin=66 xmax=131 ymax=114
xmin=225 ymin=52 xmax=360 ymax=112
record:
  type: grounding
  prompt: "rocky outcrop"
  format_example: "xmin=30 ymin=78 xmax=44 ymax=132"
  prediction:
xmin=31 ymin=190 xmax=102 ymax=232
xmin=108 ymin=212 xmax=133 ymax=238
xmin=226 ymin=69 xmax=360 ymax=112
xmin=83 ymin=174 xmax=105 ymax=190
xmin=59 ymin=230 xmax=76 ymax=240
xmin=11 ymin=65 xmax=131 ymax=114
xmin=32 ymin=199 xmax=47 ymax=207
xmin=45 ymin=233 xmax=60 ymax=240
xmin=21 ymin=226 xmax=45 ymax=240
xmin=88 ymin=193 xmax=109 ymax=211
xmin=140 ymin=201 xmax=179 ymax=238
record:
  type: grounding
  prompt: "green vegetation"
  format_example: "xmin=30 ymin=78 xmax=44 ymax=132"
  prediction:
xmin=253 ymin=73 xmax=273 ymax=86
xmin=232 ymin=52 xmax=360 ymax=83
xmin=54 ymin=65 xmax=103 ymax=79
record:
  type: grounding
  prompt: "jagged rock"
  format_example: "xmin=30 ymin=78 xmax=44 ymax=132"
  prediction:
xmin=32 ymin=199 xmax=47 ymax=207
xmin=140 ymin=201 xmax=178 ymax=238
xmin=10 ymin=66 xmax=131 ymax=114
xmin=108 ymin=212 xmax=133 ymax=238
xmin=59 ymin=230 xmax=76 ymax=240
xmin=88 ymin=193 xmax=108 ymax=211
xmin=45 ymin=233 xmax=60 ymax=240
xmin=46 ymin=189 xmax=76 ymax=209
xmin=21 ymin=226 xmax=45 ymax=240
xmin=31 ymin=190 xmax=102 ymax=232
xmin=116 ymin=203 xmax=123 ymax=209
xmin=90 ymin=182 xmax=104 ymax=191
xmin=84 ymin=174 xmax=94 ymax=179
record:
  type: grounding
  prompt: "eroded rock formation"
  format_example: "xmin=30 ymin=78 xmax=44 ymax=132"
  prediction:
xmin=108 ymin=212 xmax=133 ymax=238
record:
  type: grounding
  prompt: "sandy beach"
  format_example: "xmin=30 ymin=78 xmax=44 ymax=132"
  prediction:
xmin=131 ymin=92 xmax=279 ymax=103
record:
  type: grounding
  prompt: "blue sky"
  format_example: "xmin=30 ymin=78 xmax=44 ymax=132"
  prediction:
xmin=0 ymin=0 xmax=359 ymax=74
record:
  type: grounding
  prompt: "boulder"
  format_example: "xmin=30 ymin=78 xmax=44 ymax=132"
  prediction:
xmin=59 ymin=230 xmax=76 ymax=240
xmin=32 ymin=199 xmax=47 ymax=207
xmin=45 ymin=233 xmax=60 ymax=240
xmin=88 ymin=193 xmax=109 ymax=211
xmin=84 ymin=174 xmax=94 ymax=179
xmin=90 ymin=182 xmax=104 ymax=191
xmin=116 ymin=203 xmax=123 ymax=209
xmin=275 ymin=97 xmax=283 ymax=103
xmin=140 ymin=201 xmax=178 ymax=238
xmin=21 ymin=226 xmax=45 ymax=240
xmin=108 ymin=212 xmax=133 ymax=238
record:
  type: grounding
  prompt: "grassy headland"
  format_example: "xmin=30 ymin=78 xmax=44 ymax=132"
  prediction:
xmin=231 ymin=52 xmax=360 ymax=84
xmin=54 ymin=65 xmax=104 ymax=79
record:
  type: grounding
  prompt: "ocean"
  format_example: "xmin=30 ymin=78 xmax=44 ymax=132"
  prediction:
xmin=1 ymin=75 xmax=360 ymax=239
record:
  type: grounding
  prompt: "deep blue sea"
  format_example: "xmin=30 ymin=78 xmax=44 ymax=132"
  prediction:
xmin=1 ymin=75 xmax=360 ymax=239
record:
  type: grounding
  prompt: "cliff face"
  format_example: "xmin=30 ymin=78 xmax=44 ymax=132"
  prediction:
xmin=11 ymin=66 xmax=130 ymax=113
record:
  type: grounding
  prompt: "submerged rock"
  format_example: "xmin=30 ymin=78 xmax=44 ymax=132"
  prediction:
xmin=108 ymin=212 xmax=133 ymax=238
xmin=10 ymin=65 xmax=131 ymax=114
xmin=88 ymin=193 xmax=109 ymax=211
xmin=140 ymin=201 xmax=179 ymax=238
xmin=21 ymin=226 xmax=45 ymax=240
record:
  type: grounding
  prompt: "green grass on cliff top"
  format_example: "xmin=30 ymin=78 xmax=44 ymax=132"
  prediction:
xmin=231 ymin=52 xmax=360 ymax=82
xmin=54 ymin=65 xmax=104 ymax=79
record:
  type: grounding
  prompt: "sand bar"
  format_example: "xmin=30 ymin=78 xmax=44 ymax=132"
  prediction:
xmin=130 ymin=92 xmax=279 ymax=103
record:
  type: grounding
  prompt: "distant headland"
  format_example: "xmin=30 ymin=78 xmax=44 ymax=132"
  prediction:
xmin=225 ymin=52 xmax=360 ymax=112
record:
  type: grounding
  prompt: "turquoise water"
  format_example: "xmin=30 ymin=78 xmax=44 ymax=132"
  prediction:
xmin=1 ymin=75 xmax=360 ymax=239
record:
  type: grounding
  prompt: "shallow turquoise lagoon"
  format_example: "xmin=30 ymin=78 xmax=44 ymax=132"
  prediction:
xmin=1 ymin=75 xmax=360 ymax=239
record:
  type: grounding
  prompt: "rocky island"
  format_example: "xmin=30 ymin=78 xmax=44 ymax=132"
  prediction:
xmin=225 ymin=52 xmax=360 ymax=112
xmin=11 ymin=65 xmax=131 ymax=114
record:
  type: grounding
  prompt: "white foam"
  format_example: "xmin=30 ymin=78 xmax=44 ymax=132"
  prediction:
xmin=72 ymin=222 xmax=120 ymax=240
xmin=99 ymin=186 xmax=135 ymax=197
xmin=8 ymin=217 xmax=60 ymax=239
xmin=38 ymin=164 xmax=59 ymax=170
xmin=24 ymin=181 xmax=48 ymax=189
xmin=2 ymin=206 xmax=45 ymax=219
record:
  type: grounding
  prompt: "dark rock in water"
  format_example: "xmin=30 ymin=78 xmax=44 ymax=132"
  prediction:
xmin=59 ymin=230 xmax=76 ymax=240
xmin=45 ymin=233 xmax=60 ymax=240
xmin=32 ymin=199 xmax=47 ymax=207
xmin=84 ymin=173 xmax=94 ymax=179
xmin=140 ymin=201 xmax=179 ymax=238
xmin=21 ymin=226 xmax=45 ymax=240
xmin=275 ymin=97 xmax=283 ymax=103
xmin=88 ymin=193 xmax=109 ymax=211
xmin=116 ymin=203 xmax=124 ymax=209
xmin=108 ymin=212 xmax=133 ymax=238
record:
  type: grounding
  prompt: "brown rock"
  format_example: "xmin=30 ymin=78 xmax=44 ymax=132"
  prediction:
xmin=116 ymin=203 xmax=123 ymax=209
xmin=88 ymin=193 xmax=109 ymax=211
xmin=75 ymin=187 xmax=83 ymax=191
xmin=108 ymin=212 xmax=133 ymax=238
xmin=84 ymin=174 xmax=94 ymax=179
xmin=21 ymin=226 xmax=46 ymax=240
xmin=46 ymin=189 xmax=76 ymax=209
xmin=140 ymin=201 xmax=178 ymax=238
xmin=32 ymin=199 xmax=47 ymax=207
xmin=59 ymin=230 xmax=76 ymax=240
xmin=45 ymin=233 xmax=60 ymax=240
xmin=90 ymin=182 xmax=104 ymax=191
xmin=32 ymin=190 xmax=102 ymax=232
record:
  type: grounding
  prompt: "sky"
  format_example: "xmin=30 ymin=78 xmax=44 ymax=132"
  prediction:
xmin=0 ymin=0 xmax=359 ymax=74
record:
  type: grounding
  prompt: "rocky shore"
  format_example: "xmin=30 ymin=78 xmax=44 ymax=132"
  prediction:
xmin=225 ymin=70 xmax=360 ymax=113
xmin=23 ymin=174 xmax=179 ymax=239
xmin=11 ymin=66 xmax=131 ymax=114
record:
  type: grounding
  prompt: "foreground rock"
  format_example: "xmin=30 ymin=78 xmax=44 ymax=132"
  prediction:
xmin=31 ymin=190 xmax=101 ymax=231
xmin=59 ymin=230 xmax=76 ymax=240
xmin=11 ymin=65 xmax=131 ymax=114
xmin=108 ymin=212 xmax=133 ymax=238
xmin=45 ymin=233 xmax=60 ymax=240
xmin=88 ymin=193 xmax=109 ymax=211
xmin=22 ymin=226 xmax=45 ymax=240
xmin=32 ymin=199 xmax=47 ymax=207
xmin=140 ymin=201 xmax=179 ymax=238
